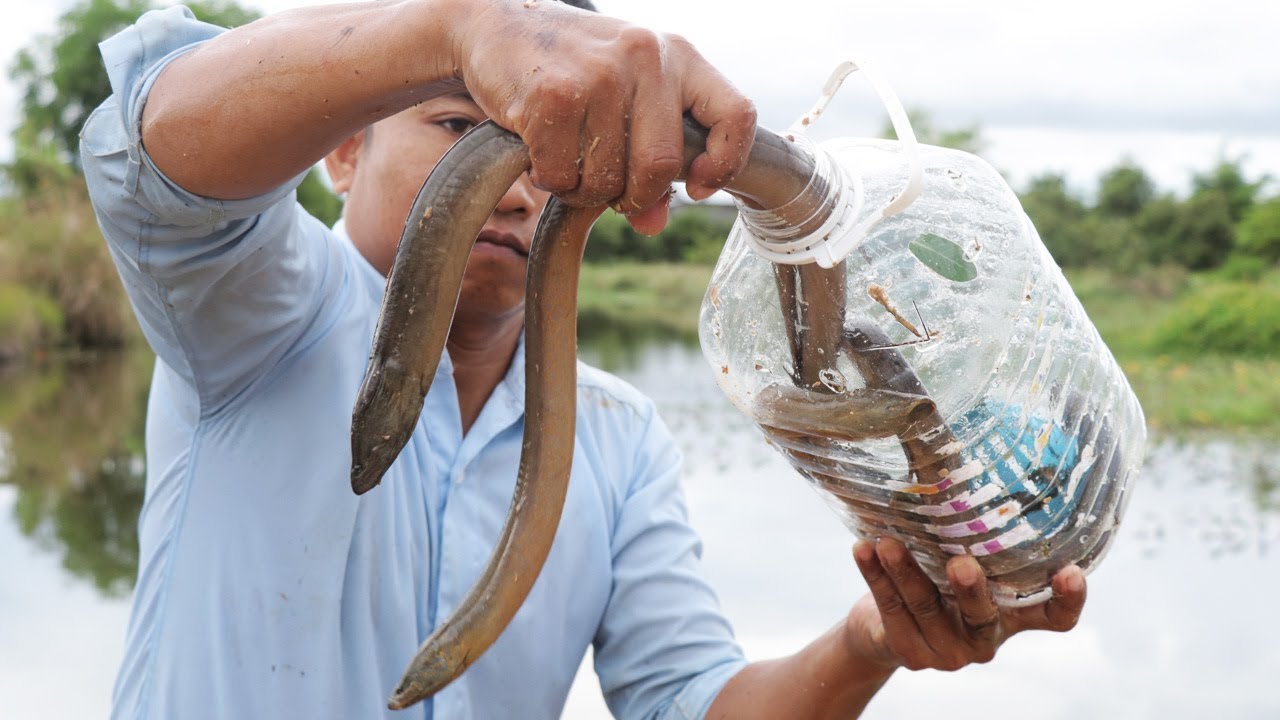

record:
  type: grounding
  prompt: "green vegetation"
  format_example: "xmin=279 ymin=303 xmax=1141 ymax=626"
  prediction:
xmin=1 ymin=3 xmax=1275 ymax=436
xmin=578 ymin=262 xmax=712 ymax=339
xmin=580 ymin=263 xmax=1280 ymax=435
xmin=1151 ymin=282 xmax=1280 ymax=357
xmin=10 ymin=0 xmax=258 ymax=173
xmin=0 ymin=285 xmax=63 ymax=359
xmin=0 ymin=0 xmax=345 ymax=361
xmin=0 ymin=182 xmax=136 ymax=350
xmin=586 ymin=206 xmax=736 ymax=264
xmin=0 ymin=349 xmax=152 ymax=595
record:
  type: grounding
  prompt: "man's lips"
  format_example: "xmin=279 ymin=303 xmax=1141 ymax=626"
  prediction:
xmin=475 ymin=229 xmax=528 ymax=257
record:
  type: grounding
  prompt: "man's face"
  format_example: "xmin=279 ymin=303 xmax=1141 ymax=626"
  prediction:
xmin=329 ymin=94 xmax=551 ymax=323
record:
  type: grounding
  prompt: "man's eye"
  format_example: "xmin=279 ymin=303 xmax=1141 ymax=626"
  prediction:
xmin=439 ymin=117 xmax=477 ymax=134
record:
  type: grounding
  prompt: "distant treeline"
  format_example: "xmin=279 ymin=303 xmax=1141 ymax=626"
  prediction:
xmin=584 ymin=158 xmax=1280 ymax=277
xmin=1023 ymin=159 xmax=1277 ymax=276
xmin=585 ymin=204 xmax=737 ymax=264
xmin=2 ymin=0 xmax=1278 ymax=363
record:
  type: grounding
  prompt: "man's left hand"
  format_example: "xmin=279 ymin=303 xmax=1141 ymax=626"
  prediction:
xmin=846 ymin=537 xmax=1087 ymax=673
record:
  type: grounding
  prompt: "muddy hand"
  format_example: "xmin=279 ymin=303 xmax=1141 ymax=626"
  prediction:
xmin=452 ymin=0 xmax=756 ymax=231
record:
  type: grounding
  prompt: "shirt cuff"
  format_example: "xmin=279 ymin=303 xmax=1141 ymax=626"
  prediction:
xmin=669 ymin=658 xmax=748 ymax=720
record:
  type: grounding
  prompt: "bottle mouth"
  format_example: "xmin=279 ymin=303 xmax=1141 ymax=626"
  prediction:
xmin=737 ymin=136 xmax=865 ymax=269
xmin=734 ymin=58 xmax=925 ymax=269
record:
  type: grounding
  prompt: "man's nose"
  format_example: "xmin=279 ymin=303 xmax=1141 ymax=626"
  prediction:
xmin=494 ymin=172 xmax=546 ymax=217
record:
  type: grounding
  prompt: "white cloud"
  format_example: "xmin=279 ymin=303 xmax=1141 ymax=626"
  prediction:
xmin=1 ymin=0 xmax=1277 ymax=193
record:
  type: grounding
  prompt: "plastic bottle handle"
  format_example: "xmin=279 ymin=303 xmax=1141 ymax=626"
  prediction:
xmin=788 ymin=58 xmax=924 ymax=219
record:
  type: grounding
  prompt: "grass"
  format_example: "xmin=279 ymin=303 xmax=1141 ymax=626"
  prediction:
xmin=578 ymin=262 xmax=713 ymax=338
xmin=1121 ymin=356 xmax=1280 ymax=435
xmin=0 ymin=283 xmax=64 ymax=359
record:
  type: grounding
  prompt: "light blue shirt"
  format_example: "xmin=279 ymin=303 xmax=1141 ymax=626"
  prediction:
xmin=80 ymin=7 xmax=745 ymax=719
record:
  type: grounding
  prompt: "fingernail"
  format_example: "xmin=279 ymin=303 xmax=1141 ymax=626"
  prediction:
xmin=875 ymin=539 xmax=902 ymax=566
xmin=952 ymin=559 xmax=981 ymax=589
xmin=1067 ymin=570 xmax=1085 ymax=595
xmin=686 ymin=183 xmax=712 ymax=201
xmin=853 ymin=540 xmax=874 ymax=564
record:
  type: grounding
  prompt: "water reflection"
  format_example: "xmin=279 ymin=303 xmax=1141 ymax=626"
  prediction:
xmin=0 ymin=351 xmax=150 ymax=596
xmin=571 ymin=338 xmax=1280 ymax=720
xmin=3 ymin=330 xmax=1279 ymax=718
xmin=577 ymin=309 xmax=698 ymax=373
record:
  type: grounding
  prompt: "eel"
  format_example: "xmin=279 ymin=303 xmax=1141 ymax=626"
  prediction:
xmin=350 ymin=115 xmax=959 ymax=709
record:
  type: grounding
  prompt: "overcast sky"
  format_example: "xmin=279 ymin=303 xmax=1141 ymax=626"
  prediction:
xmin=1 ymin=0 xmax=1277 ymax=194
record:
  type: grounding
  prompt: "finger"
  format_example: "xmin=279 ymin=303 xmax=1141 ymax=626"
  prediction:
xmin=877 ymin=538 xmax=967 ymax=667
xmin=947 ymin=555 xmax=1000 ymax=657
xmin=558 ymin=91 xmax=627 ymax=207
xmin=1044 ymin=565 xmax=1087 ymax=632
xmin=617 ymin=48 xmax=683 ymax=218
xmin=853 ymin=539 xmax=932 ymax=668
xmin=521 ymin=78 xmax=587 ymax=195
xmin=673 ymin=39 xmax=756 ymax=200
xmin=624 ymin=188 xmax=673 ymax=236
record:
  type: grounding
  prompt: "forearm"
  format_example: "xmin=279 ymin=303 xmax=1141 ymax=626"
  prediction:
xmin=706 ymin=622 xmax=895 ymax=720
xmin=141 ymin=0 xmax=470 ymax=199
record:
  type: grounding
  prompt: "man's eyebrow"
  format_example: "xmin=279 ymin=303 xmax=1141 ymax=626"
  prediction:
xmin=411 ymin=91 xmax=483 ymax=114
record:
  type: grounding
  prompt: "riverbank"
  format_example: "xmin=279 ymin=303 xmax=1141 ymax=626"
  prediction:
xmin=579 ymin=262 xmax=1280 ymax=435
xmin=0 ymin=183 xmax=136 ymax=362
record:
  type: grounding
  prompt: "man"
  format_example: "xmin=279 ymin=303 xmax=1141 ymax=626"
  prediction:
xmin=81 ymin=1 xmax=1087 ymax=718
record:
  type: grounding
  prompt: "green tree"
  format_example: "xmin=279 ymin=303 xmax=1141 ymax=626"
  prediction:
xmin=1169 ymin=190 xmax=1236 ymax=270
xmin=880 ymin=109 xmax=986 ymax=154
xmin=7 ymin=0 xmax=341 ymax=221
xmin=585 ymin=210 xmax=645 ymax=262
xmin=1132 ymin=194 xmax=1182 ymax=266
xmin=1236 ymin=195 xmax=1280 ymax=264
xmin=297 ymin=172 xmax=345 ymax=227
xmin=1019 ymin=174 xmax=1091 ymax=266
xmin=1095 ymin=162 xmax=1155 ymax=218
xmin=10 ymin=0 xmax=257 ymax=167
xmin=1191 ymin=158 xmax=1268 ymax=224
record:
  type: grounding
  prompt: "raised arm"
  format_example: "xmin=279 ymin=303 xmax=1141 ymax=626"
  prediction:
xmin=82 ymin=0 xmax=755 ymax=413
xmin=141 ymin=0 xmax=756 ymax=222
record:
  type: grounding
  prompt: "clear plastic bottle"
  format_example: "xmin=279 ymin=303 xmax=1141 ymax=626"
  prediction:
xmin=698 ymin=62 xmax=1145 ymax=606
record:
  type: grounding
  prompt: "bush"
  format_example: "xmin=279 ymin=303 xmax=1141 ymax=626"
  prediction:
xmin=584 ymin=205 xmax=735 ymax=263
xmin=1151 ymin=282 xmax=1280 ymax=357
xmin=0 ymin=283 xmax=65 ymax=359
xmin=1236 ymin=196 xmax=1280 ymax=264
xmin=0 ymin=179 xmax=135 ymax=348
xmin=1214 ymin=255 xmax=1269 ymax=283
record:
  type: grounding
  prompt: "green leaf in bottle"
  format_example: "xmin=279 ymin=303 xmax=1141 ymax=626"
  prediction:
xmin=908 ymin=233 xmax=978 ymax=282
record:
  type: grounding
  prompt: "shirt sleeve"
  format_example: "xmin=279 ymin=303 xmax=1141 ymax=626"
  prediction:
xmin=593 ymin=402 xmax=748 ymax=720
xmin=79 ymin=5 xmax=347 ymax=418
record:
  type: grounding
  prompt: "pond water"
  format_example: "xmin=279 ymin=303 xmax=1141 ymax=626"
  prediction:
xmin=2 ymin=337 xmax=1277 ymax=719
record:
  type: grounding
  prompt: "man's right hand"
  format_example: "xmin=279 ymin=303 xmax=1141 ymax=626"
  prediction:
xmin=445 ymin=0 xmax=752 ymax=229
xmin=450 ymin=0 xmax=757 ymax=232
xmin=142 ymin=0 xmax=755 ymax=235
